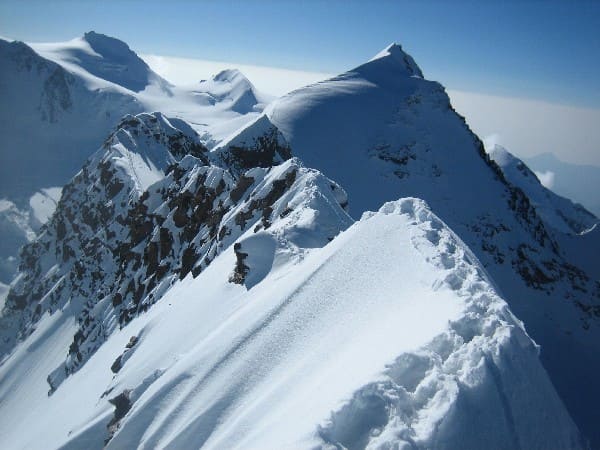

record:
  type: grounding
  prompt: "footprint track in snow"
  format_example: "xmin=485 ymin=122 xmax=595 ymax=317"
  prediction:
xmin=318 ymin=198 xmax=534 ymax=449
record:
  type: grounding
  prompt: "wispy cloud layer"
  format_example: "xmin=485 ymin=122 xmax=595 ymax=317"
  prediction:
xmin=448 ymin=90 xmax=600 ymax=167
xmin=142 ymin=54 xmax=333 ymax=97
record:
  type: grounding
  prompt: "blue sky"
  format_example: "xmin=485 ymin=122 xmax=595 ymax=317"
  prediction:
xmin=1 ymin=0 xmax=599 ymax=108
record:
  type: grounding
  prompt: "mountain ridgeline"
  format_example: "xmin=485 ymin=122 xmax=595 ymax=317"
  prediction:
xmin=0 ymin=35 xmax=598 ymax=449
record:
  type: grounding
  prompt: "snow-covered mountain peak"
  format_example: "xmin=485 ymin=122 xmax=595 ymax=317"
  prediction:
xmin=31 ymin=31 xmax=169 ymax=93
xmin=211 ymin=68 xmax=245 ymax=83
xmin=193 ymin=68 xmax=261 ymax=114
xmin=213 ymin=114 xmax=292 ymax=175
xmin=365 ymin=42 xmax=424 ymax=78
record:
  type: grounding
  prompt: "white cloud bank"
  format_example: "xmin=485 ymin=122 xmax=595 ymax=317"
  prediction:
xmin=143 ymin=54 xmax=600 ymax=167
xmin=447 ymin=90 xmax=600 ymax=167
xmin=142 ymin=54 xmax=333 ymax=97
xmin=534 ymin=170 xmax=556 ymax=189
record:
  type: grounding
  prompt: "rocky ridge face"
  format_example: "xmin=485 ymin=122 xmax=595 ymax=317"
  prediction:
xmin=0 ymin=112 xmax=351 ymax=394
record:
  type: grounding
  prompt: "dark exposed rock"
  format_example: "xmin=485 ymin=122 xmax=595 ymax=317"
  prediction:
xmin=229 ymin=243 xmax=249 ymax=285
xmin=230 ymin=175 xmax=255 ymax=203
xmin=105 ymin=390 xmax=132 ymax=444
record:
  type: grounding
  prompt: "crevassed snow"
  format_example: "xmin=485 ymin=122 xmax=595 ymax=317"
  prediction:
xmin=0 ymin=198 xmax=581 ymax=449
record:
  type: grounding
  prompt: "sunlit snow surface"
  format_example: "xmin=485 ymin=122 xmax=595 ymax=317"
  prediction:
xmin=0 ymin=199 xmax=581 ymax=449
xmin=0 ymin=33 xmax=266 ymax=204
xmin=0 ymin=36 xmax=594 ymax=449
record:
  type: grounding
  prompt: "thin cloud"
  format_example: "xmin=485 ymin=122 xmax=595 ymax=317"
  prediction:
xmin=142 ymin=54 xmax=333 ymax=97
xmin=534 ymin=170 xmax=556 ymax=189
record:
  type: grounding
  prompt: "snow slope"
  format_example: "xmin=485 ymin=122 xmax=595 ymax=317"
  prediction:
xmin=0 ymin=196 xmax=582 ymax=449
xmin=0 ymin=32 xmax=268 ymax=286
xmin=256 ymin=43 xmax=600 ymax=446
xmin=0 ymin=39 xmax=596 ymax=449
xmin=0 ymin=32 xmax=266 ymax=205
xmin=489 ymin=145 xmax=600 ymax=281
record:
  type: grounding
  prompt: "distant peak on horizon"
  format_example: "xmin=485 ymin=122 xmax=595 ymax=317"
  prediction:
xmin=81 ymin=30 xmax=145 ymax=62
xmin=361 ymin=42 xmax=424 ymax=79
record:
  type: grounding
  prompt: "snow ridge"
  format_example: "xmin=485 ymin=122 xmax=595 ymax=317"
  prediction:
xmin=0 ymin=113 xmax=351 ymax=393
xmin=319 ymin=198 xmax=582 ymax=449
xmin=264 ymin=42 xmax=600 ymax=445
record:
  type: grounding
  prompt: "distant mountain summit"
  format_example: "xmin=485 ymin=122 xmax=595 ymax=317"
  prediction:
xmin=81 ymin=31 xmax=167 ymax=92
xmin=193 ymin=68 xmax=262 ymax=114
xmin=32 ymin=31 xmax=170 ymax=93
xmin=365 ymin=42 xmax=424 ymax=78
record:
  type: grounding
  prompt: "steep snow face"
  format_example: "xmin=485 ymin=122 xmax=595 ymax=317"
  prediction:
xmin=489 ymin=145 xmax=597 ymax=235
xmin=0 ymin=197 xmax=582 ymax=449
xmin=261 ymin=44 xmax=600 ymax=446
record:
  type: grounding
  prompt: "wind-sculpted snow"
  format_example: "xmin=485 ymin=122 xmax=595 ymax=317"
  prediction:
xmin=318 ymin=199 xmax=583 ymax=449
xmin=0 ymin=40 xmax=596 ymax=448
xmin=0 ymin=196 xmax=581 ymax=449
